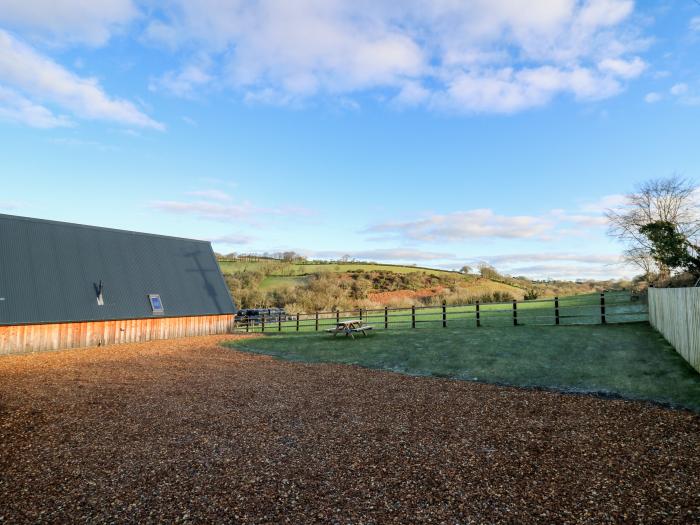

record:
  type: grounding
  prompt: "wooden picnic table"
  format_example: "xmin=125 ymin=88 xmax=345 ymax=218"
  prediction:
xmin=325 ymin=319 xmax=374 ymax=339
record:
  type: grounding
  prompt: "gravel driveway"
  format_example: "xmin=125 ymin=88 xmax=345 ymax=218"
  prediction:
xmin=1 ymin=335 xmax=698 ymax=523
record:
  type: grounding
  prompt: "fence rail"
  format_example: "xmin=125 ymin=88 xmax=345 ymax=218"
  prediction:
xmin=648 ymin=287 xmax=700 ymax=373
xmin=233 ymin=292 xmax=648 ymax=334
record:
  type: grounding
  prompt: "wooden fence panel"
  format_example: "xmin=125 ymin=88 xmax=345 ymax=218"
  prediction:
xmin=649 ymin=288 xmax=700 ymax=373
xmin=0 ymin=314 xmax=236 ymax=355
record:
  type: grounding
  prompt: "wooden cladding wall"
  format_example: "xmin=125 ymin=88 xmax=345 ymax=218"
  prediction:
xmin=648 ymin=287 xmax=700 ymax=374
xmin=0 ymin=314 xmax=235 ymax=355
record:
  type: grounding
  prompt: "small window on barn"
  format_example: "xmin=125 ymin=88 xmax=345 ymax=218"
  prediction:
xmin=148 ymin=294 xmax=164 ymax=314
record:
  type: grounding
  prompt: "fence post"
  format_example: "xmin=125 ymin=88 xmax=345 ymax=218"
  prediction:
xmin=278 ymin=315 xmax=282 ymax=332
xmin=600 ymin=293 xmax=606 ymax=324
xmin=411 ymin=305 xmax=416 ymax=329
xmin=512 ymin=299 xmax=518 ymax=326
xmin=315 ymin=312 xmax=319 ymax=331
xmin=384 ymin=306 xmax=388 ymax=329
xmin=476 ymin=301 xmax=481 ymax=328
xmin=336 ymin=310 xmax=340 ymax=324
xmin=359 ymin=308 xmax=363 ymax=321
xmin=554 ymin=297 xmax=560 ymax=325
xmin=296 ymin=313 xmax=300 ymax=332
xmin=261 ymin=316 xmax=265 ymax=333
xmin=442 ymin=301 xmax=447 ymax=328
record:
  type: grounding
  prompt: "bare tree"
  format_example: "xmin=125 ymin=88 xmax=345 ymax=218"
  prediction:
xmin=607 ymin=175 xmax=700 ymax=277
xmin=478 ymin=263 xmax=500 ymax=280
xmin=622 ymin=247 xmax=657 ymax=281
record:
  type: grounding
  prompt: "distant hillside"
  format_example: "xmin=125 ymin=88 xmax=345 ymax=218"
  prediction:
xmin=217 ymin=257 xmax=628 ymax=311
xmin=217 ymin=258 xmax=462 ymax=278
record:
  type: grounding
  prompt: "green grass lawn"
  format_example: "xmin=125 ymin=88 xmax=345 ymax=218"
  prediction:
xmin=226 ymin=323 xmax=700 ymax=411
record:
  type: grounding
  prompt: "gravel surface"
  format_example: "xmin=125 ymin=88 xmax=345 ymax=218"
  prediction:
xmin=1 ymin=335 xmax=699 ymax=524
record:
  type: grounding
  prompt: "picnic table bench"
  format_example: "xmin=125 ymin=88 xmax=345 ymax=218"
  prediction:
xmin=325 ymin=319 xmax=374 ymax=339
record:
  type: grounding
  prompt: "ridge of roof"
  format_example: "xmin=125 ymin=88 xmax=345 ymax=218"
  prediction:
xmin=0 ymin=213 xmax=211 ymax=245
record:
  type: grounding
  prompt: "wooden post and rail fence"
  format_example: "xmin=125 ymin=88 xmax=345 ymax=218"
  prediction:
xmin=235 ymin=292 xmax=648 ymax=336
xmin=235 ymin=289 xmax=700 ymax=376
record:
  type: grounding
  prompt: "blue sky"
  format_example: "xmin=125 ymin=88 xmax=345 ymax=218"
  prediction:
xmin=1 ymin=1 xmax=699 ymax=280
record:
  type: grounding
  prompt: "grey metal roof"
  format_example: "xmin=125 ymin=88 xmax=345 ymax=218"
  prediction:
xmin=0 ymin=214 xmax=236 ymax=325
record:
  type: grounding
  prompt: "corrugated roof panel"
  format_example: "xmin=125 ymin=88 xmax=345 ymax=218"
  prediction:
xmin=0 ymin=214 xmax=236 ymax=325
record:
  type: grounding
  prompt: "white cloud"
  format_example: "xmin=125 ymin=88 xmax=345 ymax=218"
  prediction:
xmin=666 ymin=83 xmax=700 ymax=107
xmin=468 ymin=252 xmax=633 ymax=280
xmin=338 ymin=97 xmax=360 ymax=111
xmin=0 ymin=85 xmax=72 ymax=128
xmin=143 ymin=20 xmax=180 ymax=50
xmin=549 ymin=210 xmax=608 ymax=228
xmin=670 ymin=83 xmax=688 ymax=96
xmin=209 ymin=233 xmax=255 ymax=246
xmin=433 ymin=66 xmax=623 ymax=114
xmin=186 ymin=189 xmax=232 ymax=202
xmin=393 ymin=81 xmax=430 ymax=106
xmin=597 ymin=56 xmax=646 ymax=79
xmin=0 ymin=30 xmax=162 ymax=129
xmin=690 ymin=17 xmax=700 ymax=33
xmin=0 ymin=200 xmax=20 ymax=211
xmin=242 ymin=88 xmax=299 ymax=108
xmin=500 ymin=263 xmax=632 ymax=280
xmin=0 ymin=0 xmax=137 ymax=46
xmin=150 ymin=200 xmax=258 ymax=221
xmin=366 ymin=195 xmax=622 ymax=243
xmin=577 ymin=194 xmax=627 ymax=213
xmin=145 ymin=0 xmax=646 ymax=112
xmin=367 ymin=209 xmax=554 ymax=241
xmin=644 ymin=92 xmax=661 ymax=103
xmin=481 ymin=253 xmax=623 ymax=265
xmin=580 ymin=0 xmax=634 ymax=25
xmin=311 ymin=248 xmax=455 ymax=262
xmin=150 ymin=197 xmax=312 ymax=223
xmin=150 ymin=59 xmax=213 ymax=98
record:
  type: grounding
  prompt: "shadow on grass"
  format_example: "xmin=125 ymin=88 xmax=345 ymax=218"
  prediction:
xmin=225 ymin=323 xmax=700 ymax=412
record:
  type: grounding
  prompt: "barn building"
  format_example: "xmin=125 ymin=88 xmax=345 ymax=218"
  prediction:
xmin=0 ymin=214 xmax=236 ymax=354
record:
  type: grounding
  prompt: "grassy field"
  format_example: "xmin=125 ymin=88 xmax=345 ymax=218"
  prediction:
xmin=218 ymin=259 xmax=463 ymax=277
xmin=258 ymin=275 xmax=308 ymax=290
xmin=236 ymin=291 xmax=648 ymax=331
xmin=227 ymin=323 xmax=700 ymax=411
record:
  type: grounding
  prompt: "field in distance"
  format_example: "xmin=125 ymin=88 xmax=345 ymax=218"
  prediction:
xmin=217 ymin=257 xmax=632 ymax=311
xmin=218 ymin=258 xmax=463 ymax=278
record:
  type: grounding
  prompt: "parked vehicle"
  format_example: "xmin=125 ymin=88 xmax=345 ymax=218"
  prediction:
xmin=236 ymin=308 xmax=294 ymax=325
